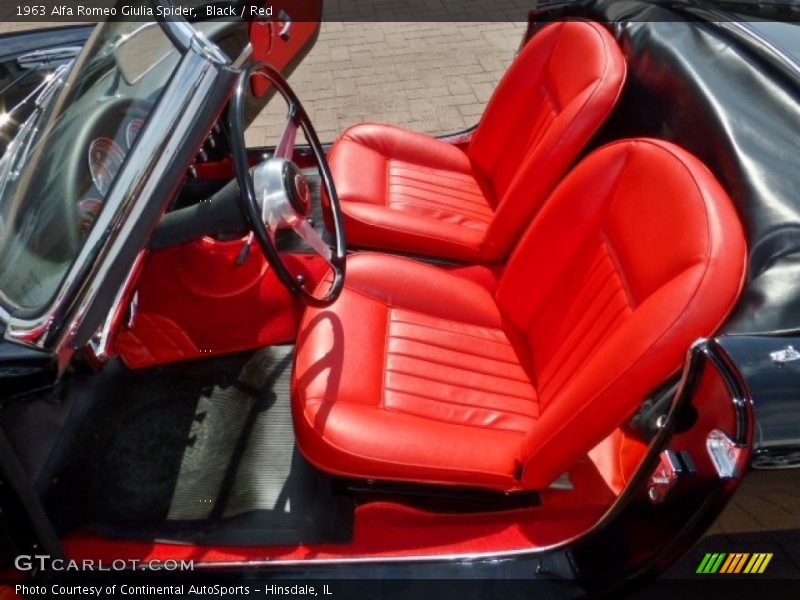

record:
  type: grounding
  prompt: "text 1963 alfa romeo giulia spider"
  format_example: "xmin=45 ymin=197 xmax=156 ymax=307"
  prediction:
xmin=0 ymin=0 xmax=799 ymax=597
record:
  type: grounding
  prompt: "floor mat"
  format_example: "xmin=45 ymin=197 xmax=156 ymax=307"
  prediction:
xmin=44 ymin=346 xmax=354 ymax=546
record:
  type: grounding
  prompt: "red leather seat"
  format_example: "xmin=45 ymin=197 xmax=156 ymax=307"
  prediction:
xmin=293 ymin=139 xmax=747 ymax=490
xmin=328 ymin=21 xmax=627 ymax=262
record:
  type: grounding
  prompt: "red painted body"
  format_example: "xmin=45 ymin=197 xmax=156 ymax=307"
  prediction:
xmin=249 ymin=1 xmax=322 ymax=96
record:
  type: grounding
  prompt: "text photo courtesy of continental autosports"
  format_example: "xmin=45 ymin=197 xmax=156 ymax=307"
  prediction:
xmin=0 ymin=0 xmax=799 ymax=598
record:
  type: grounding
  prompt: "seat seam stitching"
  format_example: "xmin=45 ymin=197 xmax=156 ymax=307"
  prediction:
xmin=381 ymin=405 xmax=531 ymax=435
xmin=387 ymin=349 xmax=528 ymax=380
xmin=389 ymin=320 xmax=506 ymax=344
xmin=390 ymin=311 xmax=504 ymax=337
xmin=344 ymin=212 xmax=484 ymax=251
xmin=385 ymin=367 xmax=535 ymax=401
xmin=389 ymin=190 xmax=493 ymax=214
xmin=384 ymin=385 xmax=538 ymax=419
xmin=381 ymin=305 xmax=392 ymax=411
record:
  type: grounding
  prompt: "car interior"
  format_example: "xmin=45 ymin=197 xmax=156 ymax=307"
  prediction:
xmin=7 ymin=11 xmax=775 ymax=567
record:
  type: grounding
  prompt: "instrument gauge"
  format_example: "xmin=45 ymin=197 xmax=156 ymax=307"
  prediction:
xmin=88 ymin=137 xmax=125 ymax=195
xmin=126 ymin=118 xmax=144 ymax=149
xmin=77 ymin=197 xmax=104 ymax=239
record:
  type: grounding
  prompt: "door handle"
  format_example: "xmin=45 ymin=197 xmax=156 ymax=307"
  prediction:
xmin=278 ymin=9 xmax=292 ymax=41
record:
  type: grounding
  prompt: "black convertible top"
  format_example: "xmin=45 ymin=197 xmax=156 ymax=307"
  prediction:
xmin=537 ymin=0 xmax=800 ymax=334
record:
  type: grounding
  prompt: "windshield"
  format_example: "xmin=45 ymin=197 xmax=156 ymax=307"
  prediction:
xmin=0 ymin=21 xmax=181 ymax=316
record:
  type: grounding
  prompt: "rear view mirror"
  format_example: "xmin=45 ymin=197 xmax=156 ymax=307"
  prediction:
xmin=114 ymin=23 xmax=176 ymax=86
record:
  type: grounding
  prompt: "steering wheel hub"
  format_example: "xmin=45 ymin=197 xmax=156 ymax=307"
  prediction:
xmin=286 ymin=161 xmax=312 ymax=217
xmin=253 ymin=158 xmax=311 ymax=229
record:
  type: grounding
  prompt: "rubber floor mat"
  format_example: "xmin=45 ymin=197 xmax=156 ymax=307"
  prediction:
xmin=44 ymin=346 xmax=354 ymax=546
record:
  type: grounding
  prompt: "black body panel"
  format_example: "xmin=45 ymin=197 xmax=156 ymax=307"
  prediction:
xmin=0 ymin=338 xmax=57 ymax=401
xmin=719 ymin=334 xmax=800 ymax=466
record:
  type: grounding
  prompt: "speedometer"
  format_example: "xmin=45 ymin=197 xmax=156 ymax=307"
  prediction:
xmin=88 ymin=137 xmax=125 ymax=195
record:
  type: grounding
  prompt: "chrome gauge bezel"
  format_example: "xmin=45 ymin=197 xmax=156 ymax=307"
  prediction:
xmin=87 ymin=136 xmax=125 ymax=195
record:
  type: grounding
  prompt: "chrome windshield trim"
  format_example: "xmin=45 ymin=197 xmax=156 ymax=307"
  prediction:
xmin=160 ymin=16 xmax=229 ymax=65
xmin=2 ymin=28 xmax=233 ymax=364
xmin=87 ymin=250 xmax=146 ymax=363
xmin=16 ymin=46 xmax=83 ymax=71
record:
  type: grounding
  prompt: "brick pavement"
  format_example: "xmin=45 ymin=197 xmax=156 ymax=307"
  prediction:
xmin=0 ymin=20 xmax=523 ymax=143
xmin=249 ymin=21 xmax=521 ymax=144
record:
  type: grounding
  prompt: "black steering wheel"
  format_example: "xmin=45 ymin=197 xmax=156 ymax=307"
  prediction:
xmin=228 ymin=62 xmax=346 ymax=306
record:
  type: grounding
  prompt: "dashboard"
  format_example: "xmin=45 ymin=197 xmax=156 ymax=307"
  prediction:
xmin=75 ymin=105 xmax=148 ymax=239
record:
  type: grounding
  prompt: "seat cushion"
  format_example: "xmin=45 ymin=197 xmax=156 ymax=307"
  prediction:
xmin=327 ymin=124 xmax=492 ymax=262
xmin=496 ymin=139 xmax=747 ymax=487
xmin=292 ymin=253 xmax=536 ymax=489
xmin=471 ymin=20 xmax=627 ymax=261
xmin=329 ymin=21 xmax=627 ymax=262
xmin=294 ymin=139 xmax=746 ymax=491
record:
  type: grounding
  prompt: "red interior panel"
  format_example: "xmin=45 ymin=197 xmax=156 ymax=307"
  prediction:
xmin=115 ymin=238 xmax=329 ymax=369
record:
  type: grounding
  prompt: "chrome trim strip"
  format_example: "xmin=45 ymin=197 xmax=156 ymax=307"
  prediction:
xmin=88 ymin=251 xmax=145 ymax=363
xmin=155 ymin=10 xmax=227 ymax=65
xmin=17 ymin=46 xmax=82 ymax=70
xmin=231 ymin=42 xmax=253 ymax=70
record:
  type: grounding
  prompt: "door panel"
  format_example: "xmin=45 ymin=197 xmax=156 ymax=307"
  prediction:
xmin=248 ymin=0 xmax=322 ymax=97
xmin=565 ymin=338 xmax=755 ymax=590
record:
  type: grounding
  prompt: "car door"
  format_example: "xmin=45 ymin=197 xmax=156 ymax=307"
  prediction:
xmin=247 ymin=0 xmax=323 ymax=98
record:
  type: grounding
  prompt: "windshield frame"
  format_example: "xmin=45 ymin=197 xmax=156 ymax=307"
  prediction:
xmin=0 ymin=22 xmax=169 ymax=319
xmin=1 ymin=18 xmax=235 ymax=361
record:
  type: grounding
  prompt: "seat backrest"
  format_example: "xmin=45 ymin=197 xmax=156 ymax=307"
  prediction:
xmin=468 ymin=20 xmax=627 ymax=262
xmin=495 ymin=139 xmax=747 ymax=488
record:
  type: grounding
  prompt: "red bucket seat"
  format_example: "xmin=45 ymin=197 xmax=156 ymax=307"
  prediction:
xmin=292 ymin=139 xmax=747 ymax=490
xmin=327 ymin=21 xmax=627 ymax=262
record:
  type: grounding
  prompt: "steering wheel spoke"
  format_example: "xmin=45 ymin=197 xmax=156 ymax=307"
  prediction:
xmin=274 ymin=107 xmax=299 ymax=160
xmin=229 ymin=62 xmax=346 ymax=307
xmin=252 ymin=164 xmax=273 ymax=228
xmin=265 ymin=212 xmax=281 ymax=242
xmin=293 ymin=218 xmax=333 ymax=265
